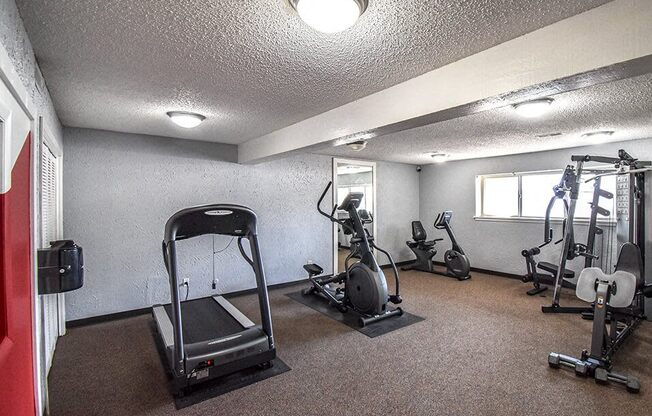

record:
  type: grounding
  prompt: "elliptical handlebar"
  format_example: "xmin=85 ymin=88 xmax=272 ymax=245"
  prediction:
xmin=372 ymin=243 xmax=402 ymax=304
xmin=316 ymin=181 xmax=356 ymax=235
xmin=316 ymin=181 xmax=335 ymax=220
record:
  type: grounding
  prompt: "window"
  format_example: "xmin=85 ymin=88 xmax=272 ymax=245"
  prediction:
xmin=481 ymin=176 xmax=519 ymax=217
xmin=476 ymin=170 xmax=616 ymax=220
xmin=521 ymin=173 xmax=565 ymax=218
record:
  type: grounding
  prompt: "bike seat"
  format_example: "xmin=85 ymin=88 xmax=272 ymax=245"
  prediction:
xmin=303 ymin=263 xmax=324 ymax=276
xmin=537 ymin=261 xmax=574 ymax=279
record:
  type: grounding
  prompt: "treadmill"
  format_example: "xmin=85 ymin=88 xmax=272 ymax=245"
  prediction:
xmin=152 ymin=204 xmax=276 ymax=396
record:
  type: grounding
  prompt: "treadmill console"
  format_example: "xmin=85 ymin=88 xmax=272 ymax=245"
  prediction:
xmin=166 ymin=204 xmax=258 ymax=240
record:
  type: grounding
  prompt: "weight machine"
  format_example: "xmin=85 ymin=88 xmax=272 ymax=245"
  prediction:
xmin=546 ymin=149 xmax=652 ymax=392
xmin=541 ymin=150 xmax=650 ymax=314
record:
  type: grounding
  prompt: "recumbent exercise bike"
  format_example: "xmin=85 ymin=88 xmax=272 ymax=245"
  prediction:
xmin=402 ymin=211 xmax=471 ymax=280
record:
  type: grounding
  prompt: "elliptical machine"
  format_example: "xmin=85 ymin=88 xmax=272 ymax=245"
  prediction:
xmin=403 ymin=211 xmax=471 ymax=281
xmin=302 ymin=182 xmax=403 ymax=327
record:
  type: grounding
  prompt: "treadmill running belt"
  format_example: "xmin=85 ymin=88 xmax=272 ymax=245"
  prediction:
xmin=163 ymin=297 xmax=244 ymax=344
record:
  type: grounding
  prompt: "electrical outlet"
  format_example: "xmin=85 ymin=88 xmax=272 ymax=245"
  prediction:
xmin=183 ymin=278 xmax=190 ymax=285
xmin=307 ymin=259 xmax=313 ymax=265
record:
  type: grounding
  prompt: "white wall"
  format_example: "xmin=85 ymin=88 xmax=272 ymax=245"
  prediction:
xmin=63 ymin=128 xmax=419 ymax=319
xmin=419 ymin=137 xmax=652 ymax=276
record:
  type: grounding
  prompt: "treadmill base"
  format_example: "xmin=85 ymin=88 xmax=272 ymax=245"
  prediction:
xmin=174 ymin=357 xmax=290 ymax=409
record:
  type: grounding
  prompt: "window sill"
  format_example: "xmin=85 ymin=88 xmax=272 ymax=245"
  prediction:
xmin=473 ymin=216 xmax=616 ymax=226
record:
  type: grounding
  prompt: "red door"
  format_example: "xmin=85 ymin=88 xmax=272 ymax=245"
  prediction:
xmin=0 ymin=74 xmax=36 ymax=415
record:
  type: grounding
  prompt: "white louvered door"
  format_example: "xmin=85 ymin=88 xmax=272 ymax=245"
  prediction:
xmin=40 ymin=142 xmax=61 ymax=374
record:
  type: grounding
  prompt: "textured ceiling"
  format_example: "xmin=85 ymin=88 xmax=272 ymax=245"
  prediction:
xmin=16 ymin=0 xmax=609 ymax=144
xmin=316 ymin=73 xmax=652 ymax=164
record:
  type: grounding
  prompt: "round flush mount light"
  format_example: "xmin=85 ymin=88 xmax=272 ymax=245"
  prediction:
xmin=289 ymin=0 xmax=368 ymax=33
xmin=512 ymin=98 xmax=554 ymax=118
xmin=429 ymin=152 xmax=449 ymax=163
xmin=347 ymin=140 xmax=367 ymax=151
xmin=166 ymin=111 xmax=206 ymax=128
xmin=582 ymin=130 xmax=614 ymax=142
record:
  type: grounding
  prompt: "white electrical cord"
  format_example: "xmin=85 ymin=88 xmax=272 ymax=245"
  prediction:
xmin=212 ymin=236 xmax=235 ymax=289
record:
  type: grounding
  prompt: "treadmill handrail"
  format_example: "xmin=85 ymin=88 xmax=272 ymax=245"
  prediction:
xmin=164 ymin=203 xmax=258 ymax=243
xmin=161 ymin=204 xmax=274 ymax=377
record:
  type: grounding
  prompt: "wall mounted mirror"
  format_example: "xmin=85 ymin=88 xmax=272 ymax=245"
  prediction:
xmin=332 ymin=159 xmax=377 ymax=273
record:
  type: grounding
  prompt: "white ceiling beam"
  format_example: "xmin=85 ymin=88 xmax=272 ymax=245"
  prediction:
xmin=238 ymin=0 xmax=652 ymax=164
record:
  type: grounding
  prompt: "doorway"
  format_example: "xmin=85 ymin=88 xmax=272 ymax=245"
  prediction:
xmin=332 ymin=159 xmax=376 ymax=273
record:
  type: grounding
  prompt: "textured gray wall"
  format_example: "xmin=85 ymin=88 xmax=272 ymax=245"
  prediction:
xmin=63 ymin=128 xmax=419 ymax=319
xmin=419 ymin=137 xmax=652 ymax=276
xmin=63 ymin=128 xmax=332 ymax=319
xmin=376 ymin=161 xmax=420 ymax=263
xmin=0 ymin=0 xmax=62 ymax=145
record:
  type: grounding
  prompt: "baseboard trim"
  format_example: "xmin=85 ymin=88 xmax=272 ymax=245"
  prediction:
xmin=410 ymin=260 xmax=523 ymax=280
xmin=470 ymin=266 xmax=522 ymax=280
xmin=67 ymin=307 xmax=152 ymax=328
xmin=380 ymin=260 xmax=412 ymax=269
xmin=67 ymin=263 xmax=521 ymax=327
xmin=223 ymin=278 xmax=307 ymax=298
xmin=66 ymin=278 xmax=309 ymax=328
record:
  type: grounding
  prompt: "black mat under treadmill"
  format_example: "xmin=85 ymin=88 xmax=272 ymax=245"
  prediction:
xmin=163 ymin=297 xmax=244 ymax=344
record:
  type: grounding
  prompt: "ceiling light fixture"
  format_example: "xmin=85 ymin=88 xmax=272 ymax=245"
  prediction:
xmin=536 ymin=132 xmax=562 ymax=138
xmin=582 ymin=130 xmax=615 ymax=142
xmin=512 ymin=98 xmax=554 ymax=118
xmin=289 ymin=0 xmax=368 ymax=33
xmin=167 ymin=111 xmax=206 ymax=128
xmin=347 ymin=140 xmax=367 ymax=151
xmin=429 ymin=152 xmax=449 ymax=163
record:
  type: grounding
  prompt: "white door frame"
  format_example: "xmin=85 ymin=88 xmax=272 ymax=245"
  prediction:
xmin=331 ymin=158 xmax=377 ymax=274
xmin=0 ymin=40 xmax=41 ymax=416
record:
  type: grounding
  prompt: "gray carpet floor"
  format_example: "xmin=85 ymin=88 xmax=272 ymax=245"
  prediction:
xmin=48 ymin=270 xmax=652 ymax=415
